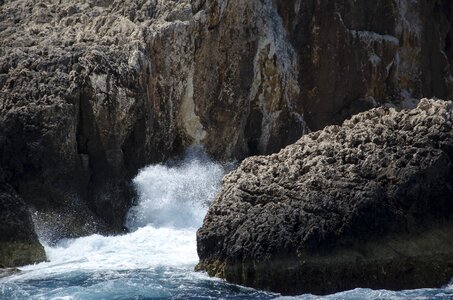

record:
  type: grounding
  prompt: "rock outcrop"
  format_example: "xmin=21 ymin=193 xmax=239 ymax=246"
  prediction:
xmin=0 ymin=168 xmax=46 ymax=267
xmin=196 ymin=99 xmax=453 ymax=295
xmin=1 ymin=0 xmax=452 ymax=246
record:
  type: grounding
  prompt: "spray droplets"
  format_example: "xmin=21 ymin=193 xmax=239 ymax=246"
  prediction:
xmin=126 ymin=147 xmax=227 ymax=230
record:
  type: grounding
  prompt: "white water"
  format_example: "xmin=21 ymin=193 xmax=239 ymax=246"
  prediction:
xmin=0 ymin=149 xmax=248 ymax=299
xmin=33 ymin=148 xmax=224 ymax=273
xmin=126 ymin=149 xmax=225 ymax=230
xmin=17 ymin=227 xmax=198 ymax=277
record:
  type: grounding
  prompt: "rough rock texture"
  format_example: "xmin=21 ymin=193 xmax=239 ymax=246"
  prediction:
xmin=0 ymin=0 xmax=452 ymax=243
xmin=197 ymin=99 xmax=453 ymax=295
xmin=0 ymin=168 xmax=46 ymax=267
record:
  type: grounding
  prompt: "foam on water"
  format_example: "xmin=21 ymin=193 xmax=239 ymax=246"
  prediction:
xmin=24 ymin=148 xmax=226 ymax=276
xmin=16 ymin=226 xmax=198 ymax=279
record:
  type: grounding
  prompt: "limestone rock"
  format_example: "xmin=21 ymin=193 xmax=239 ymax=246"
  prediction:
xmin=196 ymin=99 xmax=453 ymax=295
xmin=1 ymin=0 xmax=452 ymax=240
xmin=0 ymin=0 xmax=193 ymax=238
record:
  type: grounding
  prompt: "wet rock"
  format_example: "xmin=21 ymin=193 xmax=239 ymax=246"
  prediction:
xmin=0 ymin=268 xmax=20 ymax=278
xmin=0 ymin=169 xmax=46 ymax=267
xmin=196 ymin=99 xmax=453 ymax=295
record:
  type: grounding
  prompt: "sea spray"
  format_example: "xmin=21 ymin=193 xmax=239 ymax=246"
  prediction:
xmin=16 ymin=226 xmax=199 ymax=279
xmin=25 ymin=147 xmax=228 ymax=275
xmin=126 ymin=147 xmax=227 ymax=230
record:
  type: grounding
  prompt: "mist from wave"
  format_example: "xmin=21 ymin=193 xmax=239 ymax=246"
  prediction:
xmin=126 ymin=147 xmax=226 ymax=230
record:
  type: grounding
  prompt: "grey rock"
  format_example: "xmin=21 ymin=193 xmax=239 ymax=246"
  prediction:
xmin=196 ymin=99 xmax=453 ymax=295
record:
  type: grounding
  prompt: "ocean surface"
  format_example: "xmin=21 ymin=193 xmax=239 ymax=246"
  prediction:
xmin=1 ymin=150 xmax=452 ymax=300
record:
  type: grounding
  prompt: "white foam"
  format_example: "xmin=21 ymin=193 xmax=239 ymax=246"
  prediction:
xmin=13 ymin=226 xmax=198 ymax=281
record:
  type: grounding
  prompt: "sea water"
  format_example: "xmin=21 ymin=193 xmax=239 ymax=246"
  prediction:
xmin=1 ymin=149 xmax=452 ymax=299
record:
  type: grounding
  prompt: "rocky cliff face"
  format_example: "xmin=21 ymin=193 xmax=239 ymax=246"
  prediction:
xmin=274 ymin=0 xmax=453 ymax=130
xmin=196 ymin=99 xmax=453 ymax=295
xmin=0 ymin=0 xmax=452 ymax=246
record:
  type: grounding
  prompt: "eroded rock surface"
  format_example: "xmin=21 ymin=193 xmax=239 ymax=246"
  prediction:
xmin=0 ymin=0 xmax=452 ymax=244
xmin=197 ymin=99 xmax=453 ymax=295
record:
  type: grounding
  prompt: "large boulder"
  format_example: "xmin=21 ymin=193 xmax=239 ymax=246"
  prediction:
xmin=196 ymin=99 xmax=453 ymax=295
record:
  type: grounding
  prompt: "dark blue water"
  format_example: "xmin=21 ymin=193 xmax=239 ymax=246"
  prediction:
xmin=2 ymin=151 xmax=452 ymax=300
xmin=1 ymin=262 xmax=452 ymax=299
